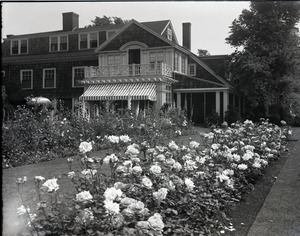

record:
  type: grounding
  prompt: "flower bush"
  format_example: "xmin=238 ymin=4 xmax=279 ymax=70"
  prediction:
xmin=15 ymin=119 xmax=290 ymax=235
xmin=2 ymin=106 xmax=193 ymax=168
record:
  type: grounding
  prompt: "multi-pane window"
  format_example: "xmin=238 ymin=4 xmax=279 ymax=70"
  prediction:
xmin=181 ymin=56 xmax=187 ymax=74
xmin=50 ymin=35 xmax=68 ymax=52
xmin=188 ymin=64 xmax=196 ymax=76
xmin=167 ymin=28 xmax=172 ymax=41
xmin=107 ymin=55 xmax=120 ymax=65
xmin=174 ymin=52 xmax=179 ymax=71
xmin=166 ymin=85 xmax=172 ymax=104
xmin=150 ymin=51 xmax=164 ymax=70
xmin=11 ymin=39 xmax=28 ymax=55
xmin=79 ymin=32 xmax=98 ymax=49
xmin=20 ymin=70 xmax=33 ymax=89
xmin=43 ymin=68 xmax=56 ymax=88
xmin=73 ymin=67 xmax=85 ymax=87
xmin=90 ymin=33 xmax=98 ymax=48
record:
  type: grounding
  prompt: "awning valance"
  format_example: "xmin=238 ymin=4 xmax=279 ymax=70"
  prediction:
xmin=79 ymin=83 xmax=157 ymax=101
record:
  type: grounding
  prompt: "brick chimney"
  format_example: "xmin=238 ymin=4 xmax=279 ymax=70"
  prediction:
xmin=62 ymin=12 xmax=79 ymax=31
xmin=182 ymin=22 xmax=191 ymax=51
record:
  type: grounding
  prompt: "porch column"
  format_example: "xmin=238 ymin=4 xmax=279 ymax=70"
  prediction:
xmin=215 ymin=91 xmax=220 ymax=116
xmin=176 ymin=93 xmax=181 ymax=109
xmin=223 ymin=91 xmax=229 ymax=120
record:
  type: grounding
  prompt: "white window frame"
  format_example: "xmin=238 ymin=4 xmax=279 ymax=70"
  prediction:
xmin=49 ymin=35 xmax=68 ymax=52
xmin=107 ymin=54 xmax=121 ymax=66
xmin=79 ymin=32 xmax=99 ymax=49
xmin=43 ymin=68 xmax=56 ymax=89
xmin=165 ymin=84 xmax=172 ymax=105
xmin=20 ymin=69 xmax=33 ymax=90
xmin=167 ymin=28 xmax=172 ymax=41
xmin=11 ymin=38 xmax=28 ymax=55
xmin=72 ymin=66 xmax=85 ymax=87
xmin=188 ymin=64 xmax=196 ymax=76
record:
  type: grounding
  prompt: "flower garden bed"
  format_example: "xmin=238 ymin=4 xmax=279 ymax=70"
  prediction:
xmin=4 ymin=118 xmax=292 ymax=236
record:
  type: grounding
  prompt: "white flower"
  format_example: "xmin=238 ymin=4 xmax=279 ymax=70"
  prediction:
xmin=104 ymin=200 xmax=120 ymax=215
xmin=119 ymin=135 xmax=131 ymax=143
xmin=242 ymin=151 xmax=253 ymax=161
xmin=252 ymin=162 xmax=261 ymax=168
xmin=148 ymin=213 xmax=164 ymax=231
xmin=17 ymin=205 xmax=29 ymax=216
xmin=175 ymin=130 xmax=182 ymax=136
xmin=153 ymin=188 xmax=168 ymax=201
xmin=103 ymin=154 xmax=118 ymax=164
xmin=123 ymin=160 xmax=133 ymax=167
xmin=168 ymin=141 xmax=179 ymax=151
xmin=211 ymin=143 xmax=220 ymax=150
xmin=164 ymin=158 xmax=176 ymax=166
xmin=125 ymin=144 xmax=140 ymax=156
xmin=79 ymin=141 xmax=93 ymax=153
xmin=68 ymin=171 xmax=76 ymax=179
xmin=149 ymin=165 xmax=161 ymax=175
xmin=120 ymin=197 xmax=138 ymax=207
xmin=184 ymin=178 xmax=195 ymax=191
xmin=42 ymin=178 xmax=59 ymax=192
xmin=107 ymin=135 xmax=120 ymax=143
xmin=189 ymin=141 xmax=200 ymax=149
xmin=155 ymin=154 xmax=166 ymax=162
xmin=104 ymin=187 xmax=123 ymax=201
xmin=81 ymin=169 xmax=97 ymax=177
xmin=233 ymin=154 xmax=241 ymax=162
xmin=184 ymin=160 xmax=197 ymax=171
xmin=34 ymin=176 xmax=45 ymax=182
xmin=76 ymin=190 xmax=93 ymax=202
xmin=132 ymin=165 xmax=143 ymax=174
xmin=142 ymin=176 xmax=153 ymax=189
xmin=237 ymin=164 xmax=248 ymax=170
xmin=173 ymin=161 xmax=182 ymax=171
xmin=281 ymin=120 xmax=287 ymax=126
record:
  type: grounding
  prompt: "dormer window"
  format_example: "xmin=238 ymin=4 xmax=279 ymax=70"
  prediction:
xmin=167 ymin=28 xmax=172 ymax=41
xmin=11 ymin=39 xmax=28 ymax=55
xmin=79 ymin=32 xmax=98 ymax=49
xmin=50 ymin=35 xmax=68 ymax=52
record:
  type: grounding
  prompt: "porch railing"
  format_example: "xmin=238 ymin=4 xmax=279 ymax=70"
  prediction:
xmin=85 ymin=63 xmax=172 ymax=79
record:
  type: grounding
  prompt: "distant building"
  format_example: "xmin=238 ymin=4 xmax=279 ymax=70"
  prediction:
xmin=2 ymin=12 xmax=244 ymax=124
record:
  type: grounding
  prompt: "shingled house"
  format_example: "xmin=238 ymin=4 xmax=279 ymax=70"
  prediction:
xmin=2 ymin=12 xmax=244 ymax=124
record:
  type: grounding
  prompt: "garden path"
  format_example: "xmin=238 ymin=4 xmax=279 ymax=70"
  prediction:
xmin=247 ymin=127 xmax=300 ymax=236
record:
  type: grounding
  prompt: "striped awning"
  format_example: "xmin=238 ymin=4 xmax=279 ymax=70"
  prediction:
xmin=79 ymin=83 xmax=157 ymax=101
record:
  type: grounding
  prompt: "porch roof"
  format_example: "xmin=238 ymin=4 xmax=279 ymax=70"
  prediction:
xmin=79 ymin=82 xmax=157 ymax=101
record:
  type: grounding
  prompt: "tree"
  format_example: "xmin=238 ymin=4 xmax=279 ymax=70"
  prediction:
xmin=226 ymin=1 xmax=300 ymax=122
xmin=86 ymin=15 xmax=130 ymax=27
xmin=197 ymin=49 xmax=210 ymax=56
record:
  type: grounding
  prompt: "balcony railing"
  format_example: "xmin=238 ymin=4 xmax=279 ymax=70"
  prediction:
xmin=85 ymin=63 xmax=172 ymax=79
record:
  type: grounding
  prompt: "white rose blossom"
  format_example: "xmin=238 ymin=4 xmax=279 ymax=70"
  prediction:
xmin=237 ymin=164 xmax=248 ymax=170
xmin=142 ymin=176 xmax=153 ymax=189
xmin=168 ymin=141 xmax=179 ymax=151
xmin=153 ymin=188 xmax=168 ymax=201
xmin=148 ymin=213 xmax=164 ymax=232
xmin=79 ymin=141 xmax=93 ymax=154
xmin=104 ymin=187 xmax=123 ymax=201
xmin=119 ymin=135 xmax=131 ymax=143
xmin=17 ymin=205 xmax=29 ymax=216
xmin=184 ymin=178 xmax=195 ymax=191
xmin=149 ymin=165 xmax=161 ymax=175
xmin=42 ymin=178 xmax=59 ymax=192
xmin=104 ymin=200 xmax=120 ymax=215
xmin=76 ymin=190 xmax=93 ymax=202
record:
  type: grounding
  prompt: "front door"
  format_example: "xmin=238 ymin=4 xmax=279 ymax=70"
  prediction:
xmin=128 ymin=49 xmax=141 ymax=75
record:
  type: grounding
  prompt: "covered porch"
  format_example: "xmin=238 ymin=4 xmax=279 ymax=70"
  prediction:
xmin=174 ymin=88 xmax=244 ymax=125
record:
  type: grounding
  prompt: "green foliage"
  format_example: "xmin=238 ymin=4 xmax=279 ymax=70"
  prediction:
xmin=197 ymin=49 xmax=210 ymax=57
xmin=226 ymin=2 xmax=300 ymax=121
xmin=15 ymin=119 xmax=290 ymax=235
xmin=2 ymin=106 xmax=193 ymax=168
xmin=86 ymin=15 xmax=131 ymax=27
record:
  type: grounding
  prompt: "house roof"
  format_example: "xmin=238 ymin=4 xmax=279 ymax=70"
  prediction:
xmin=141 ymin=20 xmax=170 ymax=35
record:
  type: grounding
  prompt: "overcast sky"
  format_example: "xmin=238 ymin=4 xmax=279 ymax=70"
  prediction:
xmin=0 ymin=1 xmax=272 ymax=55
